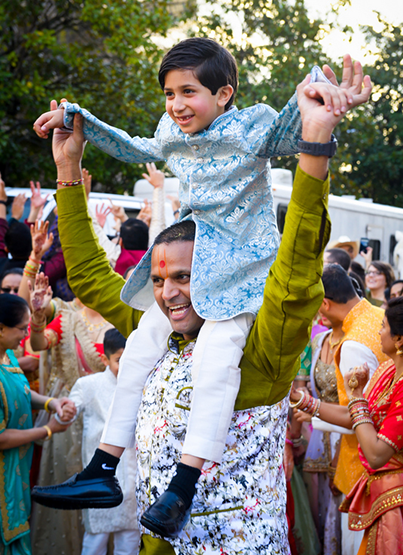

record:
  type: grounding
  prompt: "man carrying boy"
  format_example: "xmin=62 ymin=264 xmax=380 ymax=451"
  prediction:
xmin=32 ymin=52 xmax=371 ymax=553
xmin=33 ymin=39 xmax=352 ymax=531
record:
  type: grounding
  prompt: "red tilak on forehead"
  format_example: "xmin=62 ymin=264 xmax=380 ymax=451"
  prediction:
xmin=160 ymin=260 xmax=166 ymax=269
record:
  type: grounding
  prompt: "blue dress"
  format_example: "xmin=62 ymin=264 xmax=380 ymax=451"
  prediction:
xmin=63 ymin=66 xmax=328 ymax=320
xmin=0 ymin=350 xmax=33 ymax=554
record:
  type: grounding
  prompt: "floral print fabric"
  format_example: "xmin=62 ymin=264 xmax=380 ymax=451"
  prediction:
xmin=136 ymin=338 xmax=290 ymax=555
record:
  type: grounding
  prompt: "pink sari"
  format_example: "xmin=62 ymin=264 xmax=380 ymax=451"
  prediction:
xmin=340 ymin=360 xmax=403 ymax=555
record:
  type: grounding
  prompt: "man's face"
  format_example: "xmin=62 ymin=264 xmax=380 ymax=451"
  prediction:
xmin=164 ymin=69 xmax=229 ymax=134
xmin=151 ymin=241 xmax=204 ymax=340
xmin=390 ymin=283 xmax=403 ymax=299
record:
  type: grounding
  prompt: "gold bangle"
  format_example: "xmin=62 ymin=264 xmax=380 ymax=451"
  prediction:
xmin=42 ymin=425 xmax=52 ymax=440
xmin=44 ymin=398 xmax=54 ymax=413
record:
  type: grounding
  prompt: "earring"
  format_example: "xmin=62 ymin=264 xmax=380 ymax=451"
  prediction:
xmin=395 ymin=344 xmax=403 ymax=356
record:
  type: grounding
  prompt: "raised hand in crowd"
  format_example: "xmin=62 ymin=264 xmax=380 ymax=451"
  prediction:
xmin=83 ymin=167 xmax=92 ymax=199
xmin=167 ymin=194 xmax=180 ymax=220
xmin=30 ymin=220 xmax=54 ymax=263
xmin=27 ymin=180 xmax=49 ymax=223
xmin=0 ymin=172 xmax=6 ymax=219
xmin=137 ymin=199 xmax=152 ymax=227
xmin=344 ymin=362 xmax=370 ymax=398
xmin=109 ymin=200 xmax=128 ymax=223
xmin=360 ymin=245 xmax=373 ymax=269
xmin=11 ymin=193 xmax=26 ymax=221
xmin=142 ymin=162 xmax=165 ymax=189
xmin=29 ymin=272 xmax=53 ymax=317
xmin=95 ymin=203 xmax=111 ymax=228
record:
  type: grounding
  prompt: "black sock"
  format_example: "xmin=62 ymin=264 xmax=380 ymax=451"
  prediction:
xmin=166 ymin=462 xmax=201 ymax=509
xmin=76 ymin=448 xmax=120 ymax=481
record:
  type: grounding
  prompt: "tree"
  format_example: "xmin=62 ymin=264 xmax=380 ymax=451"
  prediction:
xmin=0 ymin=0 xmax=194 ymax=191
xmin=329 ymin=16 xmax=403 ymax=207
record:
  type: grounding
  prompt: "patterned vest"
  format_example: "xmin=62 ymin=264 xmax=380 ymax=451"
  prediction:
xmin=333 ymin=299 xmax=389 ymax=494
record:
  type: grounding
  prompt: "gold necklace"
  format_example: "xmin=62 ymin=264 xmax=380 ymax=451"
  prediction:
xmin=80 ymin=310 xmax=107 ymax=332
xmin=328 ymin=331 xmax=344 ymax=351
xmin=377 ymin=370 xmax=403 ymax=405
xmin=0 ymin=352 xmax=10 ymax=367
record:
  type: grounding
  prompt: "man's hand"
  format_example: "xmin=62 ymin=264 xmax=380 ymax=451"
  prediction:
xmin=11 ymin=193 xmax=26 ymax=220
xmin=30 ymin=220 xmax=54 ymax=262
xmin=142 ymin=162 xmax=165 ymax=189
xmin=298 ymin=55 xmax=372 ymax=141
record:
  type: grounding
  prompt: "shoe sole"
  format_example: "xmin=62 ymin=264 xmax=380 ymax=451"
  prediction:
xmin=140 ymin=508 xmax=191 ymax=538
xmin=32 ymin=493 xmax=123 ymax=510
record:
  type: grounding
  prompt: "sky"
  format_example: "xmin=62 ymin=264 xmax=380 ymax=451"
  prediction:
xmin=304 ymin=0 xmax=403 ymax=62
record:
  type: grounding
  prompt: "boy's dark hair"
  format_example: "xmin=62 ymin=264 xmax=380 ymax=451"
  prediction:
xmin=325 ymin=248 xmax=351 ymax=272
xmin=103 ymin=328 xmax=126 ymax=358
xmin=158 ymin=38 xmax=238 ymax=111
xmin=5 ymin=221 xmax=32 ymax=259
xmin=322 ymin=263 xmax=357 ymax=304
xmin=385 ymin=296 xmax=403 ymax=337
xmin=154 ymin=220 xmax=195 ymax=246
xmin=120 ymin=218 xmax=149 ymax=251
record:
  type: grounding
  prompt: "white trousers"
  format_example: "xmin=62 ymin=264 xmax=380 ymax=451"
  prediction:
xmin=101 ymin=302 xmax=254 ymax=462
xmin=341 ymin=507 xmax=364 ymax=555
xmin=81 ymin=529 xmax=140 ymax=555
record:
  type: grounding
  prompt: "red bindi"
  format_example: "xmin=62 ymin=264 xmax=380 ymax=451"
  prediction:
xmin=160 ymin=260 xmax=166 ymax=269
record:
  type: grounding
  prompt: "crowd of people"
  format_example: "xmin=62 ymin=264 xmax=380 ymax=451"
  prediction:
xmin=0 ymin=36 xmax=401 ymax=555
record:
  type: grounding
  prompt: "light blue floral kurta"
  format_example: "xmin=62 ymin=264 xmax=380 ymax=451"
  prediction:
xmin=0 ymin=351 xmax=33 ymax=554
xmin=136 ymin=336 xmax=290 ymax=554
xmin=63 ymin=66 xmax=327 ymax=320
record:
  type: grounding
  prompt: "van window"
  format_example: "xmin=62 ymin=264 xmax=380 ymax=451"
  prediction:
xmin=369 ymin=239 xmax=381 ymax=261
xmin=277 ymin=203 xmax=288 ymax=234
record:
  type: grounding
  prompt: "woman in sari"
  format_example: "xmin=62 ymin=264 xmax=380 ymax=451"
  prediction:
xmin=29 ymin=274 xmax=112 ymax=555
xmin=0 ymin=294 xmax=75 ymax=554
xmin=291 ymin=295 xmax=403 ymax=555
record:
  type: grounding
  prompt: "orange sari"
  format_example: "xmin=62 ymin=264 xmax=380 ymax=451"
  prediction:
xmin=340 ymin=360 xmax=403 ymax=555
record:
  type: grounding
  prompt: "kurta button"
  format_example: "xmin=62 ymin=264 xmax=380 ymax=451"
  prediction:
xmin=194 ymin=209 xmax=201 ymax=215
xmin=197 ymin=158 xmax=203 ymax=162
xmin=193 ymin=145 xmax=199 ymax=150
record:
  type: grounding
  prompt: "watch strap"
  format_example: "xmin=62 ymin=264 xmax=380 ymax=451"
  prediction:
xmin=297 ymin=134 xmax=338 ymax=158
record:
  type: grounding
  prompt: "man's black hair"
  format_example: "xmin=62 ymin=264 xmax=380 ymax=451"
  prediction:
xmin=158 ymin=38 xmax=238 ymax=111
xmin=103 ymin=328 xmax=126 ymax=358
xmin=322 ymin=263 xmax=357 ymax=304
xmin=154 ymin=220 xmax=195 ymax=246
xmin=120 ymin=218 xmax=149 ymax=251
xmin=5 ymin=221 xmax=32 ymax=259
xmin=325 ymin=248 xmax=351 ymax=272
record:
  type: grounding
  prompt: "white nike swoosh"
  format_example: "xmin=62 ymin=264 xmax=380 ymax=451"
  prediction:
xmin=102 ymin=463 xmax=114 ymax=470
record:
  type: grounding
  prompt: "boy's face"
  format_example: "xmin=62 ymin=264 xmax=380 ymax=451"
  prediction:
xmin=101 ymin=348 xmax=125 ymax=378
xmin=164 ymin=69 xmax=233 ymax=134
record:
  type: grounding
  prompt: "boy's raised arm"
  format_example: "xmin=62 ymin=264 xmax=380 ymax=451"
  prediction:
xmin=33 ymin=100 xmax=164 ymax=165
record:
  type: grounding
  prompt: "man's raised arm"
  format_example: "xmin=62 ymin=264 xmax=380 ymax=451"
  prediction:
xmin=51 ymin=105 xmax=142 ymax=338
xmin=236 ymin=57 xmax=372 ymax=410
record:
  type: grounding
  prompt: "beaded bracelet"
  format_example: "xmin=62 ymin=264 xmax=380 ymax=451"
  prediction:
xmin=44 ymin=397 xmax=54 ymax=413
xmin=30 ymin=318 xmax=47 ymax=334
xmin=56 ymin=178 xmax=84 ymax=187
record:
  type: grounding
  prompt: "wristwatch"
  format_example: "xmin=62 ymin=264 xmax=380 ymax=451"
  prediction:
xmin=298 ymin=134 xmax=338 ymax=158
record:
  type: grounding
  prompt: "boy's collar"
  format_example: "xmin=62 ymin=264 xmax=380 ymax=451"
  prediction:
xmin=187 ymin=105 xmax=238 ymax=136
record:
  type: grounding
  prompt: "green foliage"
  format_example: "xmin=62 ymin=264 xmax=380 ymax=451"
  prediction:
xmin=330 ymin=17 xmax=403 ymax=206
xmin=0 ymin=0 xmax=193 ymax=190
xmin=190 ymin=0 xmax=329 ymax=173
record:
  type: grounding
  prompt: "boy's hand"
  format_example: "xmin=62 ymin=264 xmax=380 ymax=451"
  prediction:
xmin=142 ymin=162 xmax=165 ymax=189
xmin=33 ymin=104 xmax=65 ymax=139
